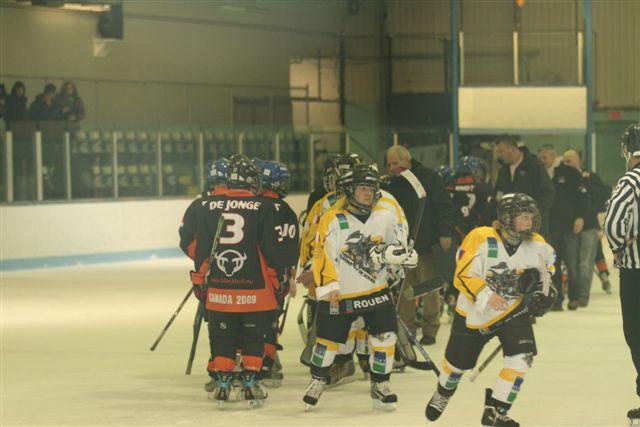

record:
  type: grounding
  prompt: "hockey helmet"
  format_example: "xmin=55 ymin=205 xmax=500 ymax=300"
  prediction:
xmin=435 ymin=165 xmax=455 ymax=186
xmin=497 ymin=193 xmax=541 ymax=243
xmin=227 ymin=154 xmax=260 ymax=191
xmin=337 ymin=163 xmax=381 ymax=215
xmin=457 ymin=156 xmax=488 ymax=184
xmin=205 ymin=157 xmax=229 ymax=189
xmin=621 ymin=123 xmax=640 ymax=163
xmin=259 ymin=160 xmax=291 ymax=197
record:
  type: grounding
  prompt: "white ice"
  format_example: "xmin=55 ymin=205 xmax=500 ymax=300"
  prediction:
xmin=1 ymin=257 xmax=635 ymax=427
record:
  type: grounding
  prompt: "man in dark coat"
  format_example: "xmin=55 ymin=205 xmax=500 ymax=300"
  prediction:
xmin=495 ymin=135 xmax=555 ymax=238
xmin=29 ymin=83 xmax=58 ymax=122
xmin=383 ymin=145 xmax=453 ymax=346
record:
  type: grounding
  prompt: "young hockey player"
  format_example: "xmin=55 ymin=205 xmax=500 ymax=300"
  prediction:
xmin=425 ymin=193 xmax=557 ymax=427
xmin=178 ymin=157 xmax=228 ymax=389
xmin=191 ymin=154 xmax=297 ymax=408
xmin=303 ymin=163 xmax=417 ymax=411
xmin=255 ymin=159 xmax=300 ymax=386
xmin=297 ymin=154 xmax=364 ymax=384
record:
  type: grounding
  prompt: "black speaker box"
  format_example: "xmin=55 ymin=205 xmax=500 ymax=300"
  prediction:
xmin=98 ymin=3 xmax=123 ymax=39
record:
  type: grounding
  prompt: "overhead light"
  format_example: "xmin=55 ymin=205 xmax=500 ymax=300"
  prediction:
xmin=61 ymin=3 xmax=111 ymax=12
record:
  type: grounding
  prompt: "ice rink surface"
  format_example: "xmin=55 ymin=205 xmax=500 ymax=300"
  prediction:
xmin=1 ymin=257 xmax=636 ymax=427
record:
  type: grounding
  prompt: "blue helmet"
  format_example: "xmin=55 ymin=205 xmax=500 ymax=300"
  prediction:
xmin=435 ymin=165 xmax=455 ymax=186
xmin=206 ymin=157 xmax=229 ymax=188
xmin=258 ymin=160 xmax=291 ymax=197
xmin=457 ymin=156 xmax=488 ymax=183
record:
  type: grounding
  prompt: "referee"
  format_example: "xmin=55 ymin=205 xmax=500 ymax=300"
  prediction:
xmin=604 ymin=123 xmax=640 ymax=424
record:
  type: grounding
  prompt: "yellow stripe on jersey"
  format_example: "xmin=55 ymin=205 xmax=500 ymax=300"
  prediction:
xmin=299 ymin=191 xmax=344 ymax=268
xmin=499 ymin=368 xmax=525 ymax=382
xmin=316 ymin=338 xmax=340 ymax=351
xmin=454 ymin=227 xmax=494 ymax=301
xmin=313 ymin=209 xmax=341 ymax=288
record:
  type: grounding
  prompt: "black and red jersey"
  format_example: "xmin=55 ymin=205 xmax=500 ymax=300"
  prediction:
xmin=448 ymin=177 xmax=495 ymax=241
xmin=191 ymin=189 xmax=299 ymax=313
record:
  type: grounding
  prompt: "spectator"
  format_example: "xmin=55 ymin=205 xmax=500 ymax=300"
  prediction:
xmin=53 ymin=81 xmax=85 ymax=125
xmin=382 ymin=145 xmax=454 ymax=346
xmin=29 ymin=83 xmax=57 ymax=121
xmin=538 ymin=145 xmax=588 ymax=311
xmin=4 ymin=81 xmax=28 ymax=125
xmin=563 ymin=149 xmax=609 ymax=308
xmin=495 ymin=134 xmax=555 ymax=237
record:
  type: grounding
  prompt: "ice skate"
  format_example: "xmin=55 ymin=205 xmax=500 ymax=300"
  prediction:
xmin=203 ymin=376 xmax=216 ymax=393
xmin=303 ymin=377 xmax=326 ymax=411
xmin=210 ymin=372 xmax=233 ymax=408
xmin=241 ymin=371 xmax=267 ymax=409
xmin=425 ymin=386 xmax=454 ymax=421
xmin=481 ymin=389 xmax=519 ymax=427
xmin=326 ymin=358 xmax=356 ymax=388
xmin=260 ymin=364 xmax=284 ymax=388
xmin=628 ymin=406 xmax=640 ymax=425
xmin=370 ymin=380 xmax=397 ymax=411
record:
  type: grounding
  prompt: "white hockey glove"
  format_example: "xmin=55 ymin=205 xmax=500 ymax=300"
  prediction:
xmin=386 ymin=264 xmax=405 ymax=288
xmin=369 ymin=243 xmax=412 ymax=269
xmin=402 ymin=248 xmax=418 ymax=269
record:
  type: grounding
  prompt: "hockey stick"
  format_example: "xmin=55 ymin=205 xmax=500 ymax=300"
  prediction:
xmin=402 ymin=275 xmax=445 ymax=299
xmin=278 ymin=295 xmax=291 ymax=336
xmin=150 ymin=287 xmax=194 ymax=351
xmin=469 ymin=344 xmax=502 ymax=382
xmin=185 ymin=301 xmax=205 ymax=375
xmin=297 ymin=297 xmax=308 ymax=344
xmin=185 ymin=215 xmax=225 ymax=374
xmin=396 ymin=315 xmax=440 ymax=376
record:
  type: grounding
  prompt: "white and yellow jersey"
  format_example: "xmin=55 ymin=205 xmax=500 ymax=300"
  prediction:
xmin=454 ymin=226 xmax=555 ymax=329
xmin=313 ymin=191 xmax=408 ymax=303
xmin=298 ymin=191 xmax=343 ymax=270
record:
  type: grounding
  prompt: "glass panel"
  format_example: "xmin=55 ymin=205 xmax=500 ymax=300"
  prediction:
xmin=116 ymin=130 xmax=158 ymax=197
xmin=463 ymin=32 xmax=513 ymax=85
xmin=39 ymin=121 xmax=67 ymax=200
xmin=10 ymin=122 xmax=38 ymax=201
xmin=279 ymin=130 xmax=308 ymax=192
xmin=519 ymin=32 xmax=579 ymax=85
xmin=161 ymin=130 xmax=198 ymax=197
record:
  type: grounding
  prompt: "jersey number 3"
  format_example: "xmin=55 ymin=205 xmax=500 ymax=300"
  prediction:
xmin=220 ymin=213 xmax=245 ymax=244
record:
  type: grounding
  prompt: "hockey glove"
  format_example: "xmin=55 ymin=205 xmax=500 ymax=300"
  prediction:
xmin=518 ymin=268 xmax=541 ymax=294
xmin=369 ymin=243 xmax=412 ymax=268
xmin=192 ymin=284 xmax=207 ymax=301
xmin=387 ymin=264 xmax=405 ymax=288
xmin=401 ymin=248 xmax=418 ymax=269
xmin=527 ymin=284 xmax=558 ymax=317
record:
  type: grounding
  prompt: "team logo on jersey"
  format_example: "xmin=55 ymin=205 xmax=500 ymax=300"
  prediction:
xmin=487 ymin=237 xmax=498 ymax=258
xmin=340 ymin=231 xmax=377 ymax=282
xmin=485 ymin=262 xmax=520 ymax=299
xmin=214 ymin=249 xmax=248 ymax=277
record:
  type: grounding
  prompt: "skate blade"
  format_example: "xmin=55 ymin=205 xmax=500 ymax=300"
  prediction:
xmin=304 ymin=403 xmax=315 ymax=412
xmin=262 ymin=379 xmax=283 ymax=388
xmin=629 ymin=419 xmax=640 ymax=426
xmin=372 ymin=400 xmax=396 ymax=411
xmin=246 ymin=399 xmax=265 ymax=409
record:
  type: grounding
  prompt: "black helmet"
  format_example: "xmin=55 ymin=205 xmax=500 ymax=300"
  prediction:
xmin=337 ymin=163 xmax=381 ymax=215
xmin=621 ymin=123 xmax=640 ymax=162
xmin=322 ymin=154 xmax=358 ymax=193
xmin=226 ymin=154 xmax=259 ymax=190
xmin=497 ymin=193 xmax=540 ymax=243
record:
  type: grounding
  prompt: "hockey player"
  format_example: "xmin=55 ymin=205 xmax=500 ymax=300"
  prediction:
xmin=297 ymin=154 xmax=362 ymax=383
xmin=255 ymin=159 xmax=300 ymax=386
xmin=179 ymin=158 xmax=228 ymax=261
xmin=303 ymin=163 xmax=417 ymax=411
xmin=451 ymin=156 xmax=495 ymax=240
xmin=191 ymin=154 xmax=297 ymax=408
xmin=425 ymin=193 xmax=557 ymax=427
xmin=178 ymin=157 xmax=228 ymax=389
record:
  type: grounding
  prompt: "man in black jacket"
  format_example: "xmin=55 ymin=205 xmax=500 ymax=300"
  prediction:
xmin=383 ymin=145 xmax=454 ymax=346
xmin=29 ymin=83 xmax=57 ymax=122
xmin=563 ymin=149 xmax=610 ymax=308
xmin=495 ymin=135 xmax=555 ymax=238
xmin=538 ymin=145 xmax=588 ymax=310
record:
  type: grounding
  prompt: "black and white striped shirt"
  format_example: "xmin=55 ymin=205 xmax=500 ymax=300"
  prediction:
xmin=604 ymin=164 xmax=640 ymax=269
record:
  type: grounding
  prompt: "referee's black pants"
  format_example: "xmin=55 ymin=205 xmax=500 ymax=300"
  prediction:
xmin=620 ymin=269 xmax=640 ymax=397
